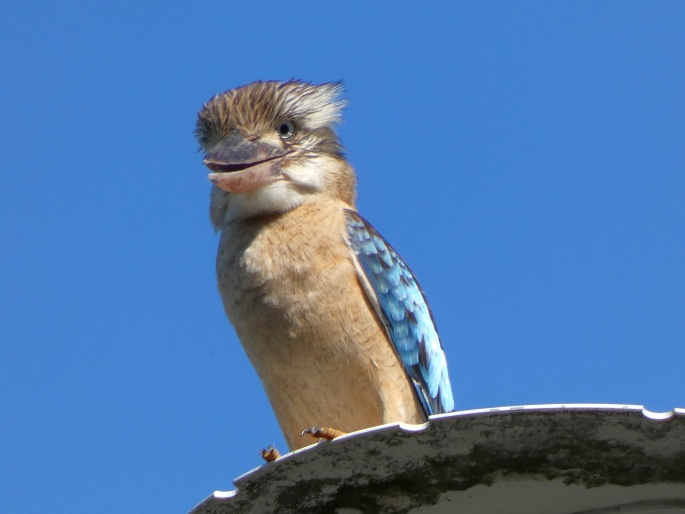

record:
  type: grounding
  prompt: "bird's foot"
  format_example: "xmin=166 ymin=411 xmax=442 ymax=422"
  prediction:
xmin=301 ymin=426 xmax=347 ymax=442
xmin=259 ymin=445 xmax=281 ymax=463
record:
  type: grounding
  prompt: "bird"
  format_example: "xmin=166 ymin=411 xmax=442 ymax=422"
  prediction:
xmin=196 ymin=80 xmax=454 ymax=453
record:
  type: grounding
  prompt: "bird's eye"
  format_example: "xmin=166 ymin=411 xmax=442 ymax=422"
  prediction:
xmin=277 ymin=121 xmax=295 ymax=139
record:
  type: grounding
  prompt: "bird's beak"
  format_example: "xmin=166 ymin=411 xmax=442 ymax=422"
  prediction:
xmin=203 ymin=132 xmax=289 ymax=193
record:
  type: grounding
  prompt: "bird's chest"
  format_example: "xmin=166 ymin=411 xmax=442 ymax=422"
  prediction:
xmin=219 ymin=231 xmax=333 ymax=323
xmin=216 ymin=205 xmax=359 ymax=359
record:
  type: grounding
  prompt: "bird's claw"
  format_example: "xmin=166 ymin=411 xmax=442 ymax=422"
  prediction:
xmin=301 ymin=426 xmax=346 ymax=441
xmin=259 ymin=445 xmax=281 ymax=463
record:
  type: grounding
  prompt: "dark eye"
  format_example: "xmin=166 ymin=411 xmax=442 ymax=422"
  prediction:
xmin=277 ymin=121 xmax=294 ymax=139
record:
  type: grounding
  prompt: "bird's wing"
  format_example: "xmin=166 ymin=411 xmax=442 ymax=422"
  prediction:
xmin=344 ymin=209 xmax=454 ymax=415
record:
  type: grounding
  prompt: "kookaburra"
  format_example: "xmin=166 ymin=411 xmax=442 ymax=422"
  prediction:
xmin=196 ymin=80 xmax=453 ymax=453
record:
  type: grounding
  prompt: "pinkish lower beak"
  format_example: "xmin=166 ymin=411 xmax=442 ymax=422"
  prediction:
xmin=206 ymin=157 xmax=286 ymax=193
xmin=203 ymin=131 xmax=289 ymax=193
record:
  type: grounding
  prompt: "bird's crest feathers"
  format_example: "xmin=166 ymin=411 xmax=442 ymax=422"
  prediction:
xmin=279 ymin=80 xmax=346 ymax=129
xmin=196 ymin=80 xmax=346 ymax=148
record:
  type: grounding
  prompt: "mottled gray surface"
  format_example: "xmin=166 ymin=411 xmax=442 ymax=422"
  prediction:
xmin=189 ymin=405 xmax=685 ymax=513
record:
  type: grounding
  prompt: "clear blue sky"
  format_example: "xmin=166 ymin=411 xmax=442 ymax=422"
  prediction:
xmin=1 ymin=3 xmax=683 ymax=512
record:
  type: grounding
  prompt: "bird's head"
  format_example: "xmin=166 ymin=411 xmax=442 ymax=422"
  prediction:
xmin=196 ymin=80 xmax=356 ymax=227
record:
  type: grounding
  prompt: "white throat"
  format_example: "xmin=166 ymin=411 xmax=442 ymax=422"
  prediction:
xmin=211 ymin=157 xmax=333 ymax=227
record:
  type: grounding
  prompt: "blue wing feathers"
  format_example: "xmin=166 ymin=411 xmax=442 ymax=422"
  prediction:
xmin=344 ymin=210 xmax=455 ymax=415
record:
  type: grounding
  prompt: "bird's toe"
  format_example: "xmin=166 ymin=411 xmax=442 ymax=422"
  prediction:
xmin=301 ymin=426 xmax=347 ymax=441
xmin=259 ymin=445 xmax=281 ymax=462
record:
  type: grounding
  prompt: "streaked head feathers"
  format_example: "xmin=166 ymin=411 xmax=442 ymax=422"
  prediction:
xmin=196 ymin=80 xmax=346 ymax=148
xmin=197 ymin=80 xmax=355 ymax=224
